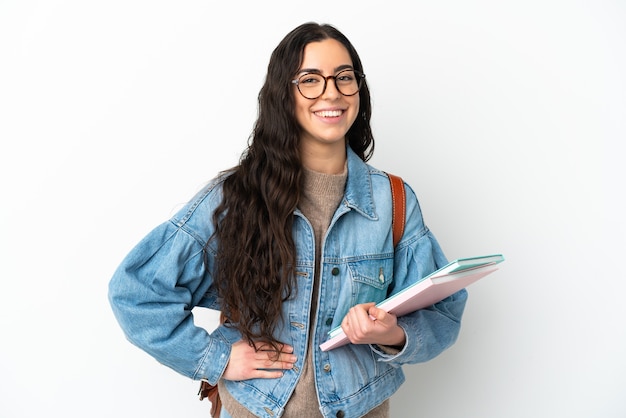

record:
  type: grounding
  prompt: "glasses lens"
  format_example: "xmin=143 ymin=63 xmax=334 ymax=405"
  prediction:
xmin=335 ymin=70 xmax=362 ymax=96
xmin=297 ymin=73 xmax=325 ymax=99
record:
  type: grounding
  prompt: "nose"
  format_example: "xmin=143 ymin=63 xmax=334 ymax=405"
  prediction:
xmin=321 ymin=75 xmax=342 ymax=99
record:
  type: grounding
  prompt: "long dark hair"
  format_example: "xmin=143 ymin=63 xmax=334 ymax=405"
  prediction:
xmin=208 ymin=22 xmax=374 ymax=350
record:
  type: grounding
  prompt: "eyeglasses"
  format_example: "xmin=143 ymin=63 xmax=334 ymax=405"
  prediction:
xmin=291 ymin=69 xmax=366 ymax=100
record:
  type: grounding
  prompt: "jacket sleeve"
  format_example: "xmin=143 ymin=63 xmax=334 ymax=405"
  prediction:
xmin=107 ymin=188 xmax=230 ymax=384
xmin=373 ymin=184 xmax=468 ymax=365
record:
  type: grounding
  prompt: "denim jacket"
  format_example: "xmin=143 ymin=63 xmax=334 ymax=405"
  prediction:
xmin=108 ymin=147 xmax=467 ymax=418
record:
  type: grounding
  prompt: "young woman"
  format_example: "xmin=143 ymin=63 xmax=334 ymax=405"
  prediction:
xmin=108 ymin=22 xmax=468 ymax=418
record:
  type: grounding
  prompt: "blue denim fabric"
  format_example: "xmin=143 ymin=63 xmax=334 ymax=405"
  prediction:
xmin=108 ymin=147 xmax=468 ymax=418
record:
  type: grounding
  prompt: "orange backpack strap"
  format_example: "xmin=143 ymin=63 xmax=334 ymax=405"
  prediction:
xmin=386 ymin=172 xmax=406 ymax=248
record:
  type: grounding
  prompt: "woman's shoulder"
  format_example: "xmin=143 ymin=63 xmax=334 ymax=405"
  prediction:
xmin=169 ymin=171 xmax=230 ymax=230
xmin=364 ymin=163 xmax=429 ymax=239
xmin=364 ymin=164 xmax=420 ymax=205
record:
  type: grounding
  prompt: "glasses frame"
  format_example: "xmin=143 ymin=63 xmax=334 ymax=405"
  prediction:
xmin=291 ymin=69 xmax=366 ymax=100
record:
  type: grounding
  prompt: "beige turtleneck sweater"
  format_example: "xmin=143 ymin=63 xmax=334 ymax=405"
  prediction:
xmin=218 ymin=166 xmax=389 ymax=417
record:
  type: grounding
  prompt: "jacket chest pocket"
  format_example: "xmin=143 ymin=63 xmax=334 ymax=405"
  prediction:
xmin=346 ymin=257 xmax=394 ymax=304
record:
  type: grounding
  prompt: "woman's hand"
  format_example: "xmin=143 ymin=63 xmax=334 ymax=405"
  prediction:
xmin=341 ymin=302 xmax=406 ymax=347
xmin=222 ymin=340 xmax=297 ymax=381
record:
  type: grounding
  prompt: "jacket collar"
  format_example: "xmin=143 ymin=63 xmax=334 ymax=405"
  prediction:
xmin=343 ymin=146 xmax=377 ymax=221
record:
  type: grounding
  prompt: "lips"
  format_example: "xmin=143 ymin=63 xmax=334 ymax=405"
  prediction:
xmin=314 ymin=109 xmax=344 ymax=118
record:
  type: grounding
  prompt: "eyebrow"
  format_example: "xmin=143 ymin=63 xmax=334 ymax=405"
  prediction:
xmin=297 ymin=64 xmax=354 ymax=75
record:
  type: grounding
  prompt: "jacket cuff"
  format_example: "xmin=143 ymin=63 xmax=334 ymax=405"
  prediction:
xmin=195 ymin=336 xmax=231 ymax=384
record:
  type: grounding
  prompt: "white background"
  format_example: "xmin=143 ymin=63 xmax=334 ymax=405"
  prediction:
xmin=1 ymin=1 xmax=624 ymax=417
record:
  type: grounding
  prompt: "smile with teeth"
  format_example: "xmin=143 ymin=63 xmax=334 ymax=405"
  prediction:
xmin=314 ymin=109 xmax=344 ymax=118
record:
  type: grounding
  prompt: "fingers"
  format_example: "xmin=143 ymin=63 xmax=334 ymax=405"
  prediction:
xmin=254 ymin=348 xmax=297 ymax=369
xmin=343 ymin=303 xmax=376 ymax=335
xmin=342 ymin=314 xmax=370 ymax=342
xmin=341 ymin=303 xmax=400 ymax=345
xmin=250 ymin=369 xmax=287 ymax=379
xmin=223 ymin=340 xmax=297 ymax=381
xmin=247 ymin=353 xmax=296 ymax=380
xmin=255 ymin=341 xmax=294 ymax=354
xmin=254 ymin=343 xmax=296 ymax=370
xmin=367 ymin=305 xmax=386 ymax=321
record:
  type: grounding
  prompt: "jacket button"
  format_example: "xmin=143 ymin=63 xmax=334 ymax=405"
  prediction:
xmin=331 ymin=267 xmax=340 ymax=276
xmin=323 ymin=364 xmax=331 ymax=372
xmin=325 ymin=317 xmax=333 ymax=326
xmin=336 ymin=411 xmax=345 ymax=418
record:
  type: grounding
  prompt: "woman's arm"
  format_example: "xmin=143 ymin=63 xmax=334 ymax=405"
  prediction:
xmin=108 ymin=219 xmax=230 ymax=383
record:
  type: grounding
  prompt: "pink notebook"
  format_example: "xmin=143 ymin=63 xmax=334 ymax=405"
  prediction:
xmin=320 ymin=255 xmax=504 ymax=351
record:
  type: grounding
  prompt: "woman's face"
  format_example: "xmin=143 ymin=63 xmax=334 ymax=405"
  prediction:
xmin=293 ymin=38 xmax=360 ymax=154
